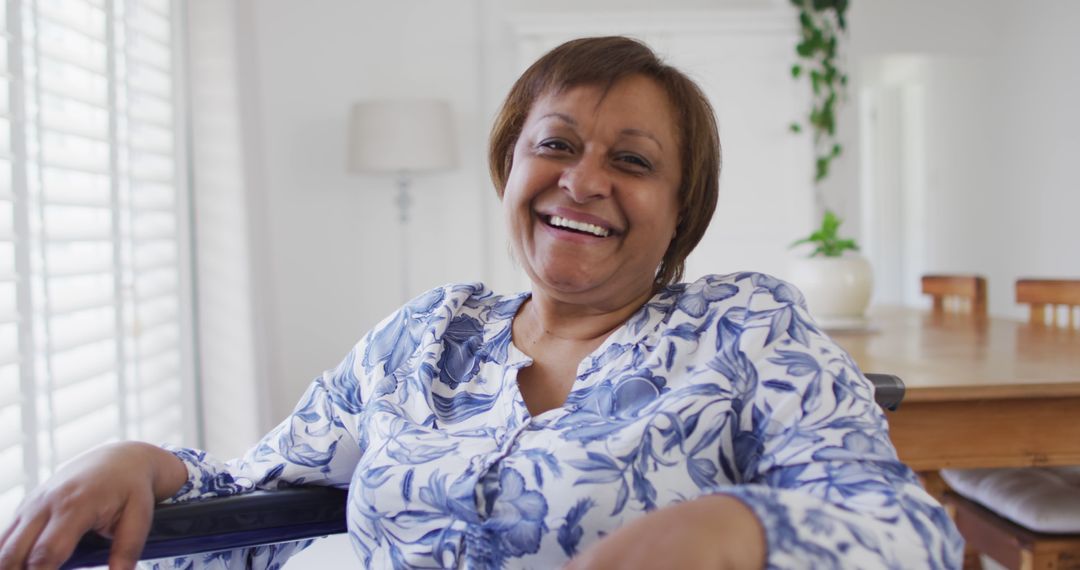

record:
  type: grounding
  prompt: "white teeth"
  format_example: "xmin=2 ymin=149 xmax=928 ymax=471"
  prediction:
xmin=548 ymin=215 xmax=610 ymax=237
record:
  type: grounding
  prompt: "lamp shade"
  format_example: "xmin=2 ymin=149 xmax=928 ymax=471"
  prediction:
xmin=347 ymin=99 xmax=457 ymax=174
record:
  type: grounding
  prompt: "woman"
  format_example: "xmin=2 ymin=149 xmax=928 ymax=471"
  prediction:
xmin=0 ymin=37 xmax=962 ymax=569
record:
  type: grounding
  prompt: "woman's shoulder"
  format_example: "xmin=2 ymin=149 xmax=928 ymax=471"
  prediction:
xmin=671 ymin=272 xmax=807 ymax=312
xmin=377 ymin=283 xmax=527 ymax=342
xmin=359 ymin=282 xmax=525 ymax=379
xmin=404 ymin=282 xmax=528 ymax=319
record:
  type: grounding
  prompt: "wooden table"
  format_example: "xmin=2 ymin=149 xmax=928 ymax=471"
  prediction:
xmin=832 ymin=308 xmax=1080 ymax=472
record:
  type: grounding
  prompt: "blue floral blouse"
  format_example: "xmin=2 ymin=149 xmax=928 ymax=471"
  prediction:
xmin=160 ymin=273 xmax=963 ymax=569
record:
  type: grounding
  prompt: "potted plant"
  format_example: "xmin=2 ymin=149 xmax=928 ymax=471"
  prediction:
xmin=788 ymin=211 xmax=871 ymax=326
xmin=786 ymin=0 xmax=872 ymax=327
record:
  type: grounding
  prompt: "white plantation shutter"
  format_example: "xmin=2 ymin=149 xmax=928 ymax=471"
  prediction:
xmin=0 ymin=0 xmax=24 ymax=521
xmin=0 ymin=0 xmax=194 ymax=522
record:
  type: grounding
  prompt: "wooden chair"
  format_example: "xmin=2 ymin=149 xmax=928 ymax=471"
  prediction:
xmin=943 ymin=279 xmax=1080 ymax=570
xmin=1016 ymin=279 xmax=1080 ymax=328
xmin=947 ymin=491 xmax=1080 ymax=570
xmin=922 ymin=275 xmax=988 ymax=316
xmin=944 ymin=471 xmax=1080 ymax=570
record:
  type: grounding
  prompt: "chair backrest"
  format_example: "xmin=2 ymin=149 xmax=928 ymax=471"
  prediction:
xmin=921 ymin=275 xmax=987 ymax=317
xmin=1016 ymin=279 xmax=1080 ymax=328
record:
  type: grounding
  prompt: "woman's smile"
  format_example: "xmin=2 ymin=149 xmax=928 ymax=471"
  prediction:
xmin=536 ymin=206 xmax=622 ymax=244
xmin=540 ymin=213 xmax=612 ymax=238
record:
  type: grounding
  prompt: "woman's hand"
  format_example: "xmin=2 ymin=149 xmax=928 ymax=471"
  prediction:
xmin=565 ymin=494 xmax=766 ymax=570
xmin=0 ymin=442 xmax=187 ymax=570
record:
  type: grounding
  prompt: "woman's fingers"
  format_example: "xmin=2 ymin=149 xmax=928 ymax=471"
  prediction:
xmin=0 ymin=443 xmax=173 ymax=569
xmin=0 ymin=513 xmax=21 ymax=550
xmin=24 ymin=506 xmax=96 ymax=570
xmin=0 ymin=509 xmax=50 ymax=569
xmin=0 ymin=493 xmax=153 ymax=570
xmin=105 ymin=494 xmax=153 ymax=570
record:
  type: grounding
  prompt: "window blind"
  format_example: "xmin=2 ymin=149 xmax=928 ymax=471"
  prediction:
xmin=0 ymin=0 xmax=193 ymax=522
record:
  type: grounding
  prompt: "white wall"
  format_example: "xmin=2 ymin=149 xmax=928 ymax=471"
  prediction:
xmin=239 ymin=1 xmax=490 ymax=423
xmin=186 ymin=0 xmax=271 ymax=456
xmin=835 ymin=0 xmax=1080 ymax=317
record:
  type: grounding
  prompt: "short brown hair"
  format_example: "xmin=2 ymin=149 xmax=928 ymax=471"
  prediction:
xmin=488 ymin=36 xmax=720 ymax=288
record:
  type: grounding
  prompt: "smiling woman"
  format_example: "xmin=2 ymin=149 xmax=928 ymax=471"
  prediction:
xmin=504 ymin=76 xmax=681 ymax=307
xmin=490 ymin=38 xmax=720 ymax=293
xmin=0 ymin=36 xmax=962 ymax=570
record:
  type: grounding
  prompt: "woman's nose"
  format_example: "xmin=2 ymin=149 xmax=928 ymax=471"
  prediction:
xmin=559 ymin=156 xmax=612 ymax=203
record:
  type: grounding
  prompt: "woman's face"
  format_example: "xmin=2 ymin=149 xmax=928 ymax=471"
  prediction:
xmin=503 ymin=74 xmax=682 ymax=308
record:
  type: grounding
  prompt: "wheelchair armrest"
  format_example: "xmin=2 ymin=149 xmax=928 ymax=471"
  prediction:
xmin=63 ymin=486 xmax=348 ymax=569
xmin=866 ymin=372 xmax=905 ymax=411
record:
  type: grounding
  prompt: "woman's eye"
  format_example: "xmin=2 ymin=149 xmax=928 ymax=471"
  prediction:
xmin=617 ymin=154 xmax=652 ymax=170
xmin=538 ymin=139 xmax=572 ymax=153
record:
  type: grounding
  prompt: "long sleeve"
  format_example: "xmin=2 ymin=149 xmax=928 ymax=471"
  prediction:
xmin=145 ymin=287 xmax=454 ymax=569
xmin=139 ymin=349 xmax=364 ymax=569
xmin=138 ymin=345 xmax=368 ymax=569
xmin=144 ymin=286 xmax=460 ymax=568
xmin=164 ymin=284 xmax=456 ymax=503
xmin=166 ymin=348 xmax=366 ymax=502
xmin=703 ymin=274 xmax=963 ymax=568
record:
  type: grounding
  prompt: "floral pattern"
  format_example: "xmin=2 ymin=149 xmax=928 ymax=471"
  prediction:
xmin=159 ymin=273 xmax=963 ymax=569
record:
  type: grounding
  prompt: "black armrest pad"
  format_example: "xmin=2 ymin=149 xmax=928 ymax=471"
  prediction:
xmin=866 ymin=372 xmax=905 ymax=411
xmin=64 ymin=486 xmax=348 ymax=569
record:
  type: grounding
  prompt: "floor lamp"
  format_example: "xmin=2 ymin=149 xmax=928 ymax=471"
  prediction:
xmin=347 ymin=99 xmax=457 ymax=301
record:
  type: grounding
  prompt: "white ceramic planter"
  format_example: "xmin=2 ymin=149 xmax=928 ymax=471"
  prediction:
xmin=788 ymin=254 xmax=873 ymax=327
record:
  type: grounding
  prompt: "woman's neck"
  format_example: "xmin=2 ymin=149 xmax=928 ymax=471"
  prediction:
xmin=517 ymin=285 xmax=656 ymax=345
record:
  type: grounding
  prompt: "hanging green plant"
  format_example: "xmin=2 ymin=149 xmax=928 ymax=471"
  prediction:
xmin=789 ymin=0 xmax=849 ymax=184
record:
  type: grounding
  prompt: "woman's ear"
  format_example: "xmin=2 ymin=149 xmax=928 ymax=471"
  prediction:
xmin=673 ymin=213 xmax=684 ymax=240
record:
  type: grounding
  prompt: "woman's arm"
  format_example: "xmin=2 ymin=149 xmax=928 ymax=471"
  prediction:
xmin=164 ymin=285 xmax=452 ymax=501
xmin=571 ymin=274 xmax=962 ymax=569
xmin=0 ymin=338 xmax=370 ymax=570
xmin=705 ymin=275 xmax=963 ymax=567
xmin=1 ymin=347 xmax=368 ymax=570
xmin=165 ymin=367 xmax=366 ymax=502
xmin=2 ymin=285 xmax=450 ymax=569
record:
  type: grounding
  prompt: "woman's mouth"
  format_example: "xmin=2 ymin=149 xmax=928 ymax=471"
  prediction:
xmin=541 ymin=215 xmax=611 ymax=238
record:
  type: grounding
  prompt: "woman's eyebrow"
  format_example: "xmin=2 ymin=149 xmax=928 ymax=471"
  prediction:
xmin=538 ymin=113 xmax=663 ymax=150
xmin=620 ymin=128 xmax=664 ymax=150
xmin=539 ymin=112 xmax=577 ymax=126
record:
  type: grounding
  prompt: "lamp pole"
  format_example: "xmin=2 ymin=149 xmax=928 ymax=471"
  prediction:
xmin=347 ymin=98 xmax=457 ymax=303
xmin=395 ymin=172 xmax=412 ymax=302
